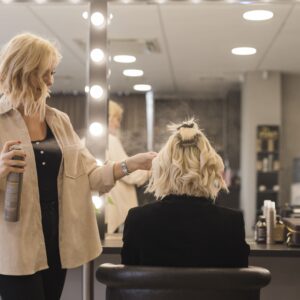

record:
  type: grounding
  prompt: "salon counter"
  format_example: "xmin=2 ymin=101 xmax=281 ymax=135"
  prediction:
xmin=61 ymin=234 xmax=300 ymax=300
xmin=102 ymin=233 xmax=300 ymax=257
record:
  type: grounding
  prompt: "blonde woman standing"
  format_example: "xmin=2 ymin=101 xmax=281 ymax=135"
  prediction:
xmin=0 ymin=33 xmax=156 ymax=300
xmin=106 ymin=100 xmax=150 ymax=233
xmin=121 ymin=120 xmax=250 ymax=267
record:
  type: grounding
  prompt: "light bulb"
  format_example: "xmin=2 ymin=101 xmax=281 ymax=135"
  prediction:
xmin=91 ymin=12 xmax=105 ymax=27
xmin=123 ymin=69 xmax=144 ymax=77
xmin=92 ymin=195 xmax=104 ymax=209
xmin=243 ymin=10 xmax=274 ymax=21
xmin=231 ymin=47 xmax=256 ymax=56
xmin=133 ymin=84 xmax=152 ymax=92
xmin=82 ymin=11 xmax=88 ymax=20
xmin=90 ymin=85 xmax=103 ymax=99
xmin=89 ymin=122 xmax=104 ymax=137
xmin=113 ymin=55 xmax=136 ymax=63
xmin=90 ymin=48 xmax=104 ymax=62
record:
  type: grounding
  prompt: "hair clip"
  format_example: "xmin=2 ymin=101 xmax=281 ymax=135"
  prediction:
xmin=177 ymin=123 xmax=195 ymax=130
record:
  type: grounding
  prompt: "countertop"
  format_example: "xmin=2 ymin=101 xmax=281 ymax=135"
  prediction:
xmin=102 ymin=234 xmax=300 ymax=257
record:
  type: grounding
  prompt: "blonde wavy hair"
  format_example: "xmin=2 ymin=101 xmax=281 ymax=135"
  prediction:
xmin=0 ymin=33 xmax=62 ymax=120
xmin=109 ymin=100 xmax=123 ymax=121
xmin=146 ymin=119 xmax=228 ymax=200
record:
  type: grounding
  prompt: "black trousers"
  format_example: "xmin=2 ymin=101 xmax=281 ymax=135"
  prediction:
xmin=0 ymin=201 xmax=66 ymax=300
xmin=0 ymin=266 xmax=67 ymax=300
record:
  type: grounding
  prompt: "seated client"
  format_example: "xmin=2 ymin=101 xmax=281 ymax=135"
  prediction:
xmin=121 ymin=120 xmax=250 ymax=267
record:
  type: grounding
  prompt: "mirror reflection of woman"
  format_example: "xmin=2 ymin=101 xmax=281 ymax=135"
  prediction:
xmin=0 ymin=33 xmax=156 ymax=300
xmin=106 ymin=100 xmax=150 ymax=234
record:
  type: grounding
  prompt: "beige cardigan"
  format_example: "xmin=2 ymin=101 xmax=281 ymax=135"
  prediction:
xmin=0 ymin=96 xmax=115 ymax=275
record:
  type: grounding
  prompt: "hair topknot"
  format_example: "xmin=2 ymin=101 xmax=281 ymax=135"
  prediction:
xmin=146 ymin=118 xmax=228 ymax=200
xmin=176 ymin=120 xmax=200 ymax=147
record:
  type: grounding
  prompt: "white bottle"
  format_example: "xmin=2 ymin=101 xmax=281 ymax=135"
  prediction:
xmin=266 ymin=201 xmax=276 ymax=244
xmin=263 ymin=200 xmax=271 ymax=218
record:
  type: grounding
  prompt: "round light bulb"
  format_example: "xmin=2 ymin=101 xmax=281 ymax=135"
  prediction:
xmin=89 ymin=122 xmax=104 ymax=137
xmin=90 ymin=48 xmax=104 ymax=63
xmin=91 ymin=12 xmax=105 ymax=27
xmin=123 ymin=69 xmax=144 ymax=77
xmin=84 ymin=86 xmax=89 ymax=93
xmin=113 ymin=55 xmax=136 ymax=64
xmin=82 ymin=11 xmax=88 ymax=20
xmin=96 ymin=159 xmax=103 ymax=166
xmin=231 ymin=47 xmax=257 ymax=56
xmin=90 ymin=85 xmax=103 ymax=99
xmin=243 ymin=10 xmax=274 ymax=21
xmin=92 ymin=195 xmax=104 ymax=209
xmin=133 ymin=84 xmax=152 ymax=92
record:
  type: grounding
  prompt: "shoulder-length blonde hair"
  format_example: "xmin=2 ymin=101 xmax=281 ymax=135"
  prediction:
xmin=0 ymin=33 xmax=62 ymax=120
xmin=146 ymin=119 xmax=228 ymax=200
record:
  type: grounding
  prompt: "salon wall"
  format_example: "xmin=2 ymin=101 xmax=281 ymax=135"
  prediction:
xmin=241 ymin=71 xmax=282 ymax=236
xmin=280 ymin=74 xmax=300 ymax=205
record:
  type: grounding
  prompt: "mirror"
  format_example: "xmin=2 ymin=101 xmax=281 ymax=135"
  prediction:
xmin=107 ymin=1 xmax=300 ymax=235
xmin=0 ymin=2 xmax=89 ymax=136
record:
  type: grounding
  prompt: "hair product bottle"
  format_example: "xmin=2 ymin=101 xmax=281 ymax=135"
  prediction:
xmin=266 ymin=201 xmax=276 ymax=244
xmin=3 ymin=145 xmax=24 ymax=222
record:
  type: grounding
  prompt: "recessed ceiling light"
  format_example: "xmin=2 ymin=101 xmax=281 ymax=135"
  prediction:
xmin=243 ymin=10 xmax=274 ymax=21
xmin=231 ymin=47 xmax=257 ymax=56
xmin=133 ymin=84 xmax=152 ymax=92
xmin=113 ymin=55 xmax=136 ymax=63
xmin=123 ymin=69 xmax=144 ymax=77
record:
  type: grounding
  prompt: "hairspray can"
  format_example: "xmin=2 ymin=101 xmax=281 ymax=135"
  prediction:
xmin=3 ymin=145 xmax=24 ymax=222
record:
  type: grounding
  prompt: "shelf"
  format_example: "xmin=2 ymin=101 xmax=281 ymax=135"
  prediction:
xmin=256 ymin=125 xmax=280 ymax=215
xmin=257 ymin=151 xmax=279 ymax=155
xmin=257 ymin=171 xmax=278 ymax=174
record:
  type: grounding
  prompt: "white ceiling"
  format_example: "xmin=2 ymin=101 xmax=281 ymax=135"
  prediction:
xmin=108 ymin=2 xmax=300 ymax=98
xmin=0 ymin=3 xmax=89 ymax=94
xmin=0 ymin=2 xmax=299 ymax=98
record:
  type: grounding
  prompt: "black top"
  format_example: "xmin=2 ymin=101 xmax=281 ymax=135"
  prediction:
xmin=121 ymin=194 xmax=250 ymax=268
xmin=32 ymin=124 xmax=62 ymax=268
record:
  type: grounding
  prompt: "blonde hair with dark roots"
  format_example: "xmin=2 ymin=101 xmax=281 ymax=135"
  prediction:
xmin=146 ymin=119 xmax=228 ymax=200
xmin=0 ymin=33 xmax=62 ymax=120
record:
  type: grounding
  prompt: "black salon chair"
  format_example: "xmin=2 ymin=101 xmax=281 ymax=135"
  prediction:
xmin=96 ymin=264 xmax=271 ymax=300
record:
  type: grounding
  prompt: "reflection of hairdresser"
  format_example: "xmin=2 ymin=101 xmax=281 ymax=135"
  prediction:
xmin=122 ymin=119 xmax=250 ymax=267
xmin=106 ymin=101 xmax=150 ymax=234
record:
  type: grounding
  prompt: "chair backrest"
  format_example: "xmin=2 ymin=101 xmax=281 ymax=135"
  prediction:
xmin=96 ymin=264 xmax=271 ymax=300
